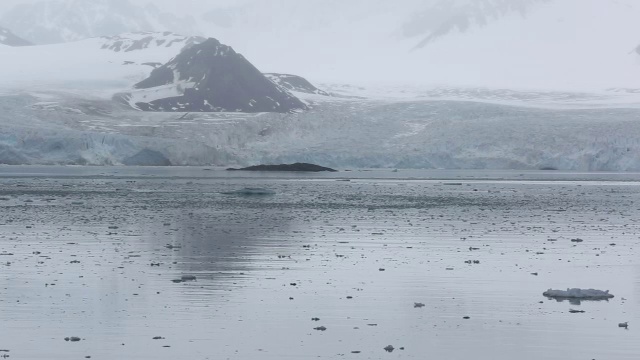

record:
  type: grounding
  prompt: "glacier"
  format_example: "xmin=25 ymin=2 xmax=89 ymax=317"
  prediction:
xmin=2 ymin=88 xmax=640 ymax=170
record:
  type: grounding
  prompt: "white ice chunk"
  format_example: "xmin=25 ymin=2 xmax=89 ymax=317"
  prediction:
xmin=543 ymin=288 xmax=614 ymax=299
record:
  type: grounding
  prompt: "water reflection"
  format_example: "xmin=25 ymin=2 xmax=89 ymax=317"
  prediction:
xmin=546 ymin=297 xmax=613 ymax=305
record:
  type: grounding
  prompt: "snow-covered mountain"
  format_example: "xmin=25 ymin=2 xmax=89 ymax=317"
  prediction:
xmin=0 ymin=30 xmax=321 ymax=112
xmin=0 ymin=0 xmax=199 ymax=45
xmin=125 ymin=38 xmax=307 ymax=113
xmin=402 ymin=0 xmax=546 ymax=48
xmin=0 ymin=26 xmax=31 ymax=46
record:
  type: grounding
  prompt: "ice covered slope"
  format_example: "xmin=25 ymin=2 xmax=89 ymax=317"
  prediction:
xmin=0 ymin=0 xmax=199 ymax=45
xmin=0 ymin=26 xmax=31 ymax=46
xmin=127 ymin=38 xmax=307 ymax=113
xmin=0 ymin=32 xmax=205 ymax=96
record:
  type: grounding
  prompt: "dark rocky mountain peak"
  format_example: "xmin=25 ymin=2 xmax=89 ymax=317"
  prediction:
xmin=130 ymin=38 xmax=307 ymax=113
xmin=0 ymin=26 xmax=32 ymax=46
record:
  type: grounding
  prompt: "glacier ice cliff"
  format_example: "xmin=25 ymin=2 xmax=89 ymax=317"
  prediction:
xmin=2 ymin=91 xmax=640 ymax=170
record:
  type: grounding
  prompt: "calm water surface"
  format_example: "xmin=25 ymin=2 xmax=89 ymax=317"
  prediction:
xmin=0 ymin=167 xmax=638 ymax=359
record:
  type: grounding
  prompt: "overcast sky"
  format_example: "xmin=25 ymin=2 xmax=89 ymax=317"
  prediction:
xmin=2 ymin=0 xmax=640 ymax=89
xmin=0 ymin=0 xmax=246 ymax=16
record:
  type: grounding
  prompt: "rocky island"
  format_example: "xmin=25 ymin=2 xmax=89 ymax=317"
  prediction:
xmin=227 ymin=163 xmax=337 ymax=172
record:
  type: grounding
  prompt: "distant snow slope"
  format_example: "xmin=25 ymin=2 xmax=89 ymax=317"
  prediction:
xmin=0 ymin=0 xmax=199 ymax=45
xmin=0 ymin=32 xmax=205 ymax=97
xmin=0 ymin=26 xmax=32 ymax=46
xmin=403 ymin=0 xmax=546 ymax=48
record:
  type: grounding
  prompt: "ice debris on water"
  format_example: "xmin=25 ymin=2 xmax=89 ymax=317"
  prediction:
xmin=223 ymin=188 xmax=276 ymax=196
xmin=619 ymin=322 xmax=628 ymax=328
xmin=543 ymin=288 xmax=614 ymax=299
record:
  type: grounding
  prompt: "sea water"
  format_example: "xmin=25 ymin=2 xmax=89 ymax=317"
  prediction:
xmin=0 ymin=166 xmax=638 ymax=359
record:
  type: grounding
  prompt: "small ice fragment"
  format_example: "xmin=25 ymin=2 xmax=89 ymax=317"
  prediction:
xmin=619 ymin=322 xmax=628 ymax=328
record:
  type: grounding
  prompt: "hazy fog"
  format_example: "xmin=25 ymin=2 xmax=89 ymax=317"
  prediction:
xmin=2 ymin=0 xmax=640 ymax=89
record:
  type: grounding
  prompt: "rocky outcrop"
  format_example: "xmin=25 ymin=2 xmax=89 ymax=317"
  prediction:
xmin=100 ymin=32 xmax=206 ymax=53
xmin=0 ymin=27 xmax=32 ymax=46
xmin=264 ymin=73 xmax=329 ymax=96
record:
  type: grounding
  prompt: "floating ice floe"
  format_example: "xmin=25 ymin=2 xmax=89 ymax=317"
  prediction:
xmin=223 ymin=188 xmax=276 ymax=196
xmin=543 ymin=288 xmax=614 ymax=299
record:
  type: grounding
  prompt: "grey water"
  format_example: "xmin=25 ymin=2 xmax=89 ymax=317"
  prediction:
xmin=0 ymin=166 xmax=638 ymax=360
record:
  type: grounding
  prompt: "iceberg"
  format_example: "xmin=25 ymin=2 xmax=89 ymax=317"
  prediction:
xmin=543 ymin=288 xmax=614 ymax=300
